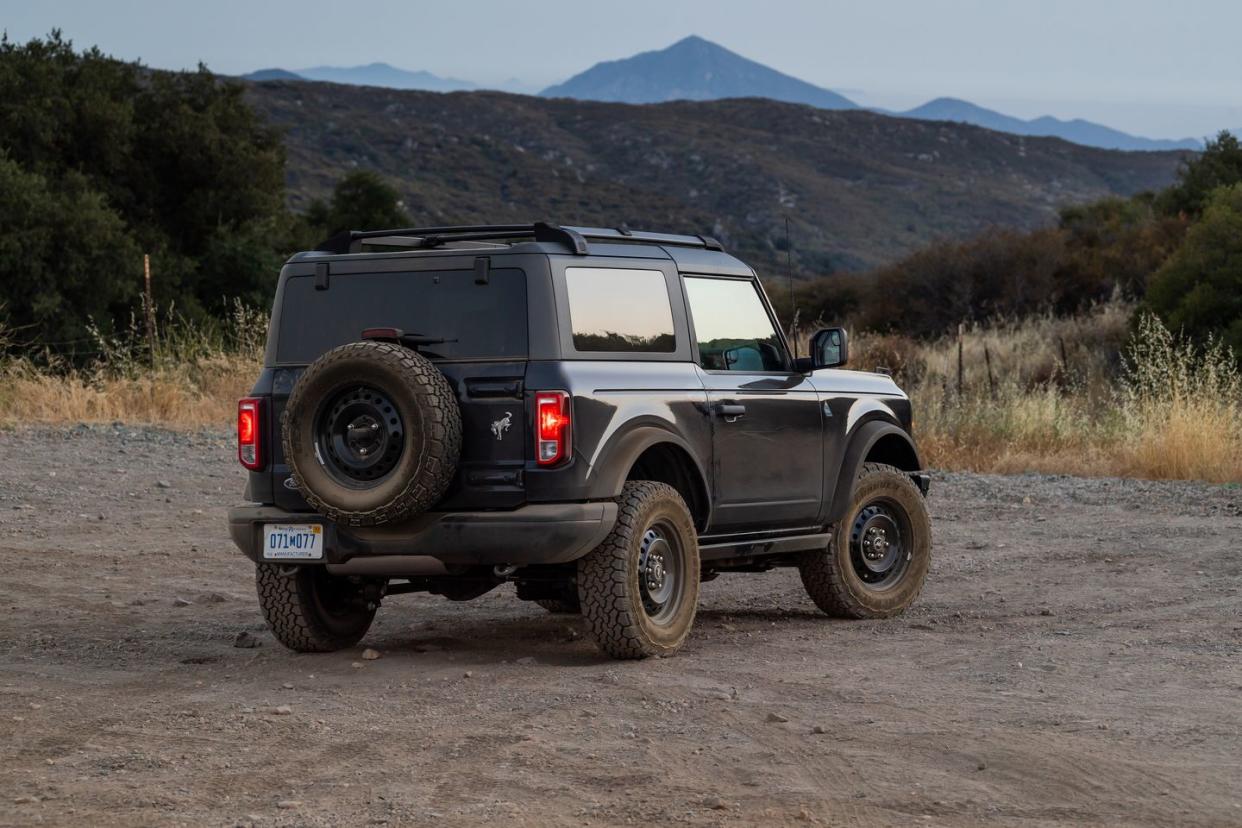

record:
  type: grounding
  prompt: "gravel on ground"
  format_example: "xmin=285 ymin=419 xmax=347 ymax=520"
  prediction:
xmin=1 ymin=425 xmax=1239 ymax=826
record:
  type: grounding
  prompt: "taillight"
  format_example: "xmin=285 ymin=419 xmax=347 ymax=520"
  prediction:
xmin=535 ymin=391 xmax=571 ymax=466
xmin=238 ymin=397 xmax=264 ymax=470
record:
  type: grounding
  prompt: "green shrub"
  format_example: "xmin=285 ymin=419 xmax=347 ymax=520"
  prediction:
xmin=1157 ymin=131 xmax=1242 ymax=217
xmin=0 ymin=32 xmax=286 ymax=344
xmin=1145 ymin=184 xmax=1242 ymax=357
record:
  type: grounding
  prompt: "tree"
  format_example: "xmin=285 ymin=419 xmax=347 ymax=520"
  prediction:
xmin=1056 ymin=194 xmax=1187 ymax=305
xmin=1145 ymin=184 xmax=1242 ymax=359
xmin=1157 ymin=131 xmax=1242 ymax=217
xmin=0 ymin=155 xmax=141 ymax=345
xmin=306 ymin=170 xmax=411 ymax=239
xmin=0 ymin=33 xmax=290 ymax=341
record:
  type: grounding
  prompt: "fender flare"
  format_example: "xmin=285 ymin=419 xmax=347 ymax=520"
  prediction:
xmin=585 ymin=424 xmax=712 ymax=526
xmin=826 ymin=418 xmax=922 ymax=524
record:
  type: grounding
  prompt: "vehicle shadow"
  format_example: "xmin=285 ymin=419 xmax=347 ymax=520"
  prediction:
xmin=696 ymin=607 xmax=828 ymax=622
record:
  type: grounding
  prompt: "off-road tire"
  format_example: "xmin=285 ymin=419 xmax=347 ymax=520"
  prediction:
xmin=283 ymin=340 xmax=461 ymax=527
xmin=578 ymin=481 xmax=700 ymax=659
xmin=799 ymin=462 xmax=931 ymax=619
xmin=534 ymin=597 xmax=581 ymax=614
xmin=255 ymin=564 xmax=379 ymax=652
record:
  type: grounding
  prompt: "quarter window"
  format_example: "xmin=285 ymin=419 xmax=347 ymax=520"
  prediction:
xmin=565 ymin=267 xmax=676 ymax=353
xmin=683 ymin=277 xmax=787 ymax=371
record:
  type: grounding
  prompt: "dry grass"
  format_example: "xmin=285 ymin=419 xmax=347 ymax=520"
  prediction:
xmin=4 ymin=300 xmax=1240 ymax=483
xmin=845 ymin=304 xmax=1242 ymax=483
xmin=0 ymin=357 xmax=257 ymax=428
xmin=0 ymin=303 xmax=264 ymax=430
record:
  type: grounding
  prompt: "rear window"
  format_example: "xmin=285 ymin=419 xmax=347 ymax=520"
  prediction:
xmin=275 ymin=268 xmax=527 ymax=363
xmin=564 ymin=267 xmax=675 ymax=353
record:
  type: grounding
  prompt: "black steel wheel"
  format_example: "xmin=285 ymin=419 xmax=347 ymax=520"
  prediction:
xmin=637 ymin=521 xmax=688 ymax=622
xmin=848 ymin=500 xmax=913 ymax=588
xmin=317 ymin=384 xmax=405 ymax=486
xmin=799 ymin=463 xmax=931 ymax=619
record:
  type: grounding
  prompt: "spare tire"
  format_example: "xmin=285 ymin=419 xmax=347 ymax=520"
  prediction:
xmin=282 ymin=341 xmax=461 ymax=527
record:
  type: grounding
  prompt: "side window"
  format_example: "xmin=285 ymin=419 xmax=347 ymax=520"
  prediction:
xmin=565 ymin=267 xmax=676 ymax=353
xmin=683 ymin=277 xmax=788 ymax=371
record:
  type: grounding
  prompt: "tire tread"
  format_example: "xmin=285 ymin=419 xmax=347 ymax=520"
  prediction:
xmin=255 ymin=564 xmax=375 ymax=652
xmin=578 ymin=481 xmax=698 ymax=659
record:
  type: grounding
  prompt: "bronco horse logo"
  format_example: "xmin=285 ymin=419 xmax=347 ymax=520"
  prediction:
xmin=490 ymin=411 xmax=513 ymax=440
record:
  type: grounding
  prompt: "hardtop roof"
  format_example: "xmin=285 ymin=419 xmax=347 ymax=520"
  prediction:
xmin=288 ymin=222 xmax=756 ymax=278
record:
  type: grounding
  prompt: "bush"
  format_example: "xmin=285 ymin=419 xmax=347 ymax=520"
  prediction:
xmin=1157 ymin=131 xmax=1242 ymax=217
xmin=305 ymin=170 xmax=411 ymax=239
xmin=1056 ymin=195 xmax=1187 ymax=305
xmin=0 ymin=156 xmax=141 ymax=345
xmin=1145 ymin=184 xmax=1242 ymax=357
xmin=852 ymin=228 xmax=1069 ymax=338
xmin=1117 ymin=314 xmax=1242 ymax=481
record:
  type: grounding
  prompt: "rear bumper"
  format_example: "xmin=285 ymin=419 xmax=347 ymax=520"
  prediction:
xmin=228 ymin=501 xmax=618 ymax=568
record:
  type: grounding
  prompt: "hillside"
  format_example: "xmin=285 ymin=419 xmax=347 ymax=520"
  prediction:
xmin=541 ymin=35 xmax=856 ymax=110
xmin=245 ymin=80 xmax=1188 ymax=274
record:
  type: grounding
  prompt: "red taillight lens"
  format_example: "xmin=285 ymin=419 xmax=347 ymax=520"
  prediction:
xmin=535 ymin=391 xmax=571 ymax=466
xmin=238 ymin=398 xmax=264 ymax=470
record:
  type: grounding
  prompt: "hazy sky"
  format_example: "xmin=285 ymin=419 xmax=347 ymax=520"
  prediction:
xmin=4 ymin=0 xmax=1239 ymax=139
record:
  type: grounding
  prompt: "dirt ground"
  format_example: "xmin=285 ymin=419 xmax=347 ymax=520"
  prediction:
xmin=1 ymin=425 xmax=1239 ymax=827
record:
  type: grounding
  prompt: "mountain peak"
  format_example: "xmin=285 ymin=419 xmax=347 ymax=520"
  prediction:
xmin=669 ymin=34 xmax=715 ymax=49
xmin=541 ymin=35 xmax=856 ymax=110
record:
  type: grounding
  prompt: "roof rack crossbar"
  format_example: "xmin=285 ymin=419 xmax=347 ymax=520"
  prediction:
xmin=314 ymin=223 xmax=725 ymax=255
xmin=563 ymin=227 xmax=724 ymax=251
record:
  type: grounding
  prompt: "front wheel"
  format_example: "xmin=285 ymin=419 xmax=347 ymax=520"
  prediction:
xmin=799 ymin=463 xmax=931 ymax=618
xmin=578 ymin=482 xmax=700 ymax=659
xmin=255 ymin=564 xmax=380 ymax=652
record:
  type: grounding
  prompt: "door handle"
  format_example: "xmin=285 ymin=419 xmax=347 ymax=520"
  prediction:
xmin=715 ymin=403 xmax=747 ymax=421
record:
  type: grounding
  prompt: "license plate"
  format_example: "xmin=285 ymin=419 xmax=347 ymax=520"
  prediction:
xmin=262 ymin=524 xmax=324 ymax=560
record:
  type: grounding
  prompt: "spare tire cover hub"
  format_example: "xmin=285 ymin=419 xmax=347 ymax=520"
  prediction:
xmin=318 ymin=384 xmax=405 ymax=484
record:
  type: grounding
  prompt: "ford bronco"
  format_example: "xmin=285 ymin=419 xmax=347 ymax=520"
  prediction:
xmin=228 ymin=223 xmax=931 ymax=659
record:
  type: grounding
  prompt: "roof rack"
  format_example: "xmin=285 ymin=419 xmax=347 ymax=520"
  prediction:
xmin=313 ymin=223 xmax=725 ymax=256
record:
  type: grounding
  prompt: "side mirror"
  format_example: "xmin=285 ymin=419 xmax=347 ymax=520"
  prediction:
xmin=809 ymin=327 xmax=848 ymax=369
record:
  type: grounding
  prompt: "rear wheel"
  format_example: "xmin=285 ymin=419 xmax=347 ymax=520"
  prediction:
xmin=799 ymin=462 xmax=931 ymax=618
xmin=578 ymin=482 xmax=699 ymax=659
xmin=255 ymin=564 xmax=380 ymax=652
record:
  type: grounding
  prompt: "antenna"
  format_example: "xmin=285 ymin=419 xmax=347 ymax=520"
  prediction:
xmin=785 ymin=216 xmax=798 ymax=360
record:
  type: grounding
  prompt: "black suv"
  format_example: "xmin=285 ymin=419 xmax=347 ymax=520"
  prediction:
xmin=228 ymin=223 xmax=931 ymax=659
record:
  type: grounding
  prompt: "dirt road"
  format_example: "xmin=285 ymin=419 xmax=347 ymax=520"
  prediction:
xmin=1 ymin=426 xmax=1239 ymax=827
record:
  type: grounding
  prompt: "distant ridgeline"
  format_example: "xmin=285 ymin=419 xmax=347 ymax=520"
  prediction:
xmin=245 ymin=79 xmax=1185 ymax=278
xmin=246 ymin=36 xmax=1203 ymax=153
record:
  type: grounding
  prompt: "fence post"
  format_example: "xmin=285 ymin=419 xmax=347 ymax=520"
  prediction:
xmin=956 ymin=322 xmax=964 ymax=397
xmin=984 ymin=343 xmax=997 ymax=399
xmin=143 ymin=253 xmax=157 ymax=359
